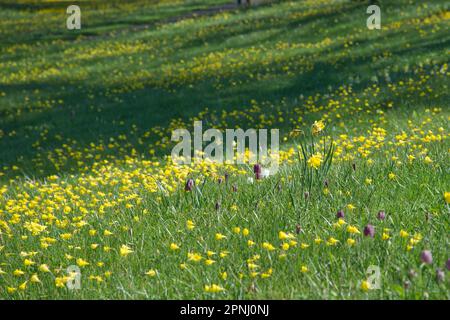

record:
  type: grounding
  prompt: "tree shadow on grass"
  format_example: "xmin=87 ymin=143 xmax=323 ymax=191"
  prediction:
xmin=1 ymin=0 xmax=447 ymax=180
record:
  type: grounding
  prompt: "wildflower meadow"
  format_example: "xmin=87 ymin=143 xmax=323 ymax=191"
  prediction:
xmin=0 ymin=0 xmax=449 ymax=300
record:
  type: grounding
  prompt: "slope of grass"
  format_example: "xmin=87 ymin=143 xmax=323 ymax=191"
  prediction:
xmin=0 ymin=0 xmax=448 ymax=299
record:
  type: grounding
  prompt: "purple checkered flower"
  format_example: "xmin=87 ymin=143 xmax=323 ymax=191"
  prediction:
xmin=420 ymin=250 xmax=433 ymax=264
xmin=185 ymin=178 xmax=194 ymax=192
xmin=363 ymin=224 xmax=375 ymax=237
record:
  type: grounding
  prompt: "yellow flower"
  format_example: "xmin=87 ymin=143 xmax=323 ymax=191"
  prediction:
xmin=103 ymin=230 xmax=113 ymax=236
xmin=39 ymin=264 xmax=50 ymax=273
xmin=247 ymin=240 xmax=255 ymax=247
xmin=300 ymin=265 xmax=309 ymax=273
xmin=7 ymin=287 xmax=17 ymax=294
xmin=90 ymin=243 xmax=99 ymax=249
xmin=215 ymin=233 xmax=226 ymax=240
xmin=360 ymin=280 xmax=371 ymax=292
xmin=279 ymin=231 xmax=294 ymax=240
xmin=413 ymin=233 xmax=422 ymax=241
xmin=281 ymin=243 xmax=290 ymax=251
xmin=76 ymin=258 xmax=89 ymax=267
xmin=347 ymin=238 xmax=356 ymax=246
xmin=219 ymin=251 xmax=230 ymax=258
xmin=89 ymin=275 xmax=103 ymax=283
xmin=30 ymin=274 xmax=41 ymax=283
xmin=347 ymin=225 xmax=360 ymax=234
xmin=23 ymin=221 xmax=46 ymax=235
xmin=314 ymin=237 xmax=323 ymax=244
xmin=55 ymin=277 xmax=67 ymax=288
xmin=307 ymin=153 xmax=323 ymax=169
xmin=346 ymin=204 xmax=356 ymax=211
xmin=233 ymin=227 xmax=241 ymax=234
xmin=400 ymin=230 xmax=409 ymax=238
xmin=424 ymin=156 xmax=433 ymax=164
xmin=13 ymin=269 xmax=25 ymax=276
xmin=145 ymin=269 xmax=157 ymax=277
xmin=278 ymin=231 xmax=287 ymax=240
xmin=262 ymin=242 xmax=275 ymax=251
xmin=60 ymin=233 xmax=72 ymax=240
xmin=24 ymin=259 xmax=35 ymax=266
xmin=188 ymin=252 xmax=202 ymax=262
xmin=221 ymin=271 xmax=227 ymax=280
xmin=444 ymin=192 xmax=450 ymax=204
xmin=326 ymin=237 xmax=339 ymax=246
xmin=119 ymin=245 xmax=133 ymax=257
xmin=388 ymin=172 xmax=396 ymax=180
xmin=204 ymin=259 xmax=216 ymax=266
xmin=300 ymin=243 xmax=309 ymax=249
xmin=169 ymin=243 xmax=180 ymax=250
xmin=242 ymin=228 xmax=250 ymax=236
xmin=382 ymin=233 xmax=390 ymax=240
xmin=186 ymin=220 xmax=195 ymax=230
xmin=204 ymin=284 xmax=224 ymax=293
xmin=312 ymin=120 xmax=325 ymax=135
xmin=18 ymin=281 xmax=28 ymax=291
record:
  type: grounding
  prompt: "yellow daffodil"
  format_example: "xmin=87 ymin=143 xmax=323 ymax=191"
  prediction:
xmin=186 ymin=220 xmax=195 ymax=230
xmin=215 ymin=233 xmax=226 ymax=240
xmin=13 ymin=269 xmax=25 ymax=276
xmin=119 ymin=245 xmax=133 ymax=257
xmin=204 ymin=259 xmax=216 ymax=266
xmin=204 ymin=284 xmax=224 ymax=293
xmin=347 ymin=225 xmax=361 ymax=234
xmin=76 ymin=258 xmax=89 ymax=267
xmin=360 ymin=280 xmax=370 ymax=292
xmin=307 ymin=153 xmax=323 ymax=169
xmin=39 ymin=264 xmax=50 ymax=273
xmin=145 ymin=269 xmax=157 ymax=277
xmin=187 ymin=252 xmax=202 ymax=262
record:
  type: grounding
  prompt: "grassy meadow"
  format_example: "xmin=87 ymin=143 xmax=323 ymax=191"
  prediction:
xmin=0 ymin=0 xmax=449 ymax=299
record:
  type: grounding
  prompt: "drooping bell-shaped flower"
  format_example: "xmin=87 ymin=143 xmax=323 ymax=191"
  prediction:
xmin=420 ymin=250 xmax=432 ymax=264
xmin=336 ymin=210 xmax=345 ymax=219
xmin=363 ymin=224 xmax=375 ymax=237
xmin=436 ymin=268 xmax=445 ymax=282
xmin=185 ymin=178 xmax=194 ymax=192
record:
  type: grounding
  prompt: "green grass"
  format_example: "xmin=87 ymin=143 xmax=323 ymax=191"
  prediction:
xmin=0 ymin=0 xmax=449 ymax=299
